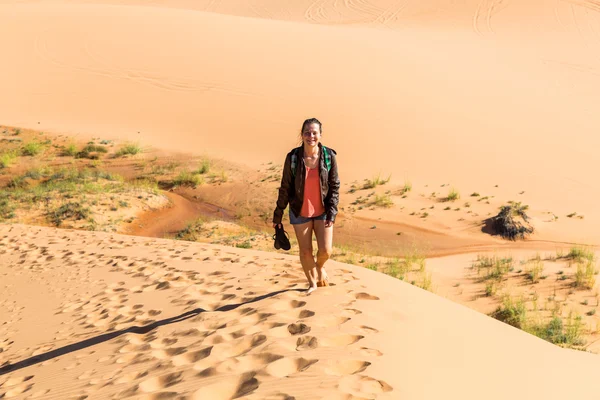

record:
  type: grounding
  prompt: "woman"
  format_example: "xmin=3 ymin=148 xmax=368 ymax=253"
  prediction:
xmin=273 ymin=118 xmax=340 ymax=295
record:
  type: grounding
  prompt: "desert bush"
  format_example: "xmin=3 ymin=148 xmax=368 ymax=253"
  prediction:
xmin=491 ymin=295 xmax=527 ymax=328
xmin=445 ymin=187 xmax=460 ymax=202
xmin=528 ymin=260 xmax=544 ymax=283
xmin=21 ymin=141 xmax=44 ymax=156
xmin=419 ymin=271 xmax=433 ymax=291
xmin=473 ymin=255 xmax=513 ymax=281
xmin=62 ymin=143 xmax=78 ymax=157
xmin=399 ymin=181 xmax=412 ymax=195
xmin=527 ymin=312 xmax=586 ymax=348
xmin=363 ymin=173 xmax=390 ymax=189
xmin=175 ymin=218 xmax=204 ymax=241
xmin=372 ymin=194 xmax=393 ymax=208
xmin=485 ymin=281 xmax=500 ymax=297
xmin=77 ymin=144 xmax=108 ymax=159
xmin=565 ymin=247 xmax=595 ymax=263
xmin=574 ymin=260 xmax=596 ymax=289
xmin=197 ymin=159 xmax=210 ymax=174
xmin=0 ymin=150 xmax=18 ymax=169
xmin=0 ymin=195 xmax=16 ymax=220
xmin=115 ymin=143 xmax=142 ymax=157
xmin=173 ymin=171 xmax=204 ymax=187
xmin=47 ymin=202 xmax=91 ymax=227
xmin=491 ymin=201 xmax=533 ymax=240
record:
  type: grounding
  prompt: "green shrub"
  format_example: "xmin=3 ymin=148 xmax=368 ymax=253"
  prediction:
xmin=445 ymin=188 xmax=460 ymax=202
xmin=0 ymin=150 xmax=18 ymax=169
xmin=48 ymin=202 xmax=91 ymax=227
xmin=399 ymin=181 xmax=412 ymax=195
xmin=566 ymin=247 xmax=595 ymax=263
xmin=373 ymin=194 xmax=393 ymax=208
xmin=363 ymin=173 xmax=391 ymax=189
xmin=22 ymin=141 xmax=44 ymax=156
xmin=527 ymin=312 xmax=585 ymax=347
xmin=62 ymin=143 xmax=78 ymax=157
xmin=574 ymin=260 xmax=596 ymax=289
xmin=175 ymin=219 xmax=204 ymax=241
xmin=77 ymin=144 xmax=108 ymax=159
xmin=473 ymin=255 xmax=513 ymax=281
xmin=528 ymin=260 xmax=544 ymax=283
xmin=197 ymin=159 xmax=210 ymax=174
xmin=173 ymin=171 xmax=203 ymax=187
xmin=491 ymin=295 xmax=527 ymax=328
xmin=115 ymin=143 xmax=142 ymax=157
xmin=0 ymin=196 xmax=17 ymax=220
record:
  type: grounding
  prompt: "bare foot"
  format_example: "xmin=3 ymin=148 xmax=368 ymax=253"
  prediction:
xmin=306 ymin=285 xmax=317 ymax=295
xmin=317 ymin=269 xmax=329 ymax=287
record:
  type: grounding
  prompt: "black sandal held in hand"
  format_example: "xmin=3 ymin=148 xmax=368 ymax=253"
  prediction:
xmin=273 ymin=225 xmax=291 ymax=251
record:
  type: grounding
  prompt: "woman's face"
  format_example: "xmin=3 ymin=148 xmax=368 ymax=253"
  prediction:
xmin=302 ymin=123 xmax=321 ymax=148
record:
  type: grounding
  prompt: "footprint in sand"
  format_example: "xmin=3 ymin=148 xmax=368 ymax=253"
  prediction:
xmin=296 ymin=336 xmax=319 ymax=350
xmin=320 ymin=335 xmax=364 ymax=347
xmin=359 ymin=325 xmax=379 ymax=334
xmin=324 ymin=360 xmax=371 ymax=376
xmin=151 ymin=347 xmax=187 ymax=360
xmin=1 ymin=375 xmax=34 ymax=387
xmin=354 ymin=293 xmax=380 ymax=300
xmin=271 ymin=300 xmax=306 ymax=311
xmin=287 ymin=323 xmax=311 ymax=335
xmin=114 ymin=371 xmax=148 ymax=384
xmin=171 ymin=346 xmax=213 ymax=366
xmin=215 ymin=334 xmax=267 ymax=358
xmin=264 ymin=357 xmax=318 ymax=378
xmin=138 ymin=372 xmax=183 ymax=393
xmin=338 ymin=374 xmax=393 ymax=397
xmin=2 ymin=383 xmax=34 ymax=398
xmin=312 ymin=315 xmax=350 ymax=328
xmin=298 ymin=309 xmax=315 ymax=318
xmin=357 ymin=347 xmax=383 ymax=357
xmin=341 ymin=308 xmax=362 ymax=317
xmin=190 ymin=372 xmax=258 ymax=400
xmin=28 ymin=389 xmax=51 ymax=398
xmin=216 ymin=353 xmax=283 ymax=374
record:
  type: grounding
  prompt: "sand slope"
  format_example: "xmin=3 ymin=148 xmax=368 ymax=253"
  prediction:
xmin=1 ymin=223 xmax=599 ymax=399
xmin=1 ymin=1 xmax=600 ymax=244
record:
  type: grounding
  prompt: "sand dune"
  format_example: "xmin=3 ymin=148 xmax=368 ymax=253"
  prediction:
xmin=2 ymin=1 xmax=600 ymax=398
xmin=1 ymin=223 xmax=599 ymax=399
xmin=1 ymin=0 xmax=600 ymax=244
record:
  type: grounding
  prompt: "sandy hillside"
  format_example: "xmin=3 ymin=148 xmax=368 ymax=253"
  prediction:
xmin=1 ymin=223 xmax=600 ymax=400
xmin=1 ymin=0 xmax=600 ymax=245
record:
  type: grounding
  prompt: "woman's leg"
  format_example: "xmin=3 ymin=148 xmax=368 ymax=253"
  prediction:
xmin=313 ymin=219 xmax=333 ymax=284
xmin=292 ymin=220 xmax=318 ymax=293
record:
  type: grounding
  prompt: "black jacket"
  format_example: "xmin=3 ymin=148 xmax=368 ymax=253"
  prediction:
xmin=273 ymin=143 xmax=340 ymax=224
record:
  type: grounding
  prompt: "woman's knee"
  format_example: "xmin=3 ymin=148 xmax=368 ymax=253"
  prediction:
xmin=299 ymin=247 xmax=314 ymax=259
xmin=317 ymin=248 xmax=332 ymax=261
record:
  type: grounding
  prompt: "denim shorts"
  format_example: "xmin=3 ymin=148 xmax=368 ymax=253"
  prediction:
xmin=289 ymin=209 xmax=327 ymax=225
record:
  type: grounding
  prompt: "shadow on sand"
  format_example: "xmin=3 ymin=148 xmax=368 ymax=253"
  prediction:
xmin=0 ymin=288 xmax=303 ymax=376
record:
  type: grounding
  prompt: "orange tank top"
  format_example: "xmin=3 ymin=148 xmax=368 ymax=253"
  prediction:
xmin=300 ymin=167 xmax=325 ymax=218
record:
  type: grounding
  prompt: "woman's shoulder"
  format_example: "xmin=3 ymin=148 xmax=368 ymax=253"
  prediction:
xmin=321 ymin=145 xmax=337 ymax=156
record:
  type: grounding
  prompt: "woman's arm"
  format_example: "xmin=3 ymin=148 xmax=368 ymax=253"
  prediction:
xmin=325 ymin=151 xmax=340 ymax=224
xmin=273 ymin=153 xmax=293 ymax=226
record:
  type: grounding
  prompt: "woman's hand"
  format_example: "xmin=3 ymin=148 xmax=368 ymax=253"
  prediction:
xmin=325 ymin=220 xmax=334 ymax=228
xmin=273 ymin=223 xmax=281 ymax=229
